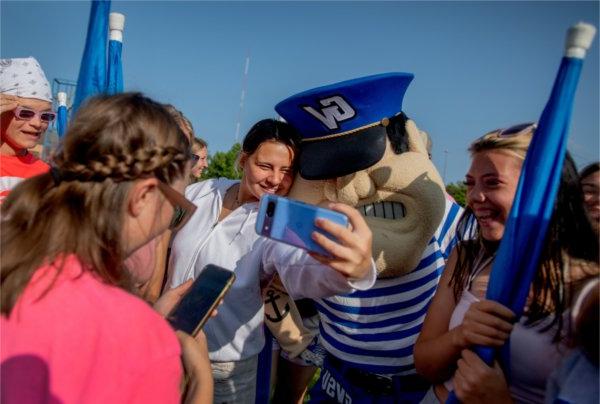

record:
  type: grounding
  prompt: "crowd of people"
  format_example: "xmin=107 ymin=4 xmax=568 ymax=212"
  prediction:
xmin=1 ymin=57 xmax=598 ymax=404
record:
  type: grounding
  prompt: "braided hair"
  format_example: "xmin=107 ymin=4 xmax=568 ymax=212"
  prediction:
xmin=1 ymin=93 xmax=190 ymax=314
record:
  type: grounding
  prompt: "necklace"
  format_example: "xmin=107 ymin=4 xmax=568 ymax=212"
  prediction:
xmin=227 ymin=184 xmax=243 ymax=209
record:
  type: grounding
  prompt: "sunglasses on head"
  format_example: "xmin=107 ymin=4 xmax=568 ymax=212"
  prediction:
xmin=496 ymin=122 xmax=537 ymax=138
xmin=157 ymin=181 xmax=197 ymax=231
xmin=14 ymin=106 xmax=57 ymax=123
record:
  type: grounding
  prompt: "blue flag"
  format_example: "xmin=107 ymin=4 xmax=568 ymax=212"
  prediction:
xmin=57 ymin=105 xmax=68 ymax=138
xmin=72 ymin=0 xmax=110 ymax=113
xmin=106 ymin=39 xmax=123 ymax=95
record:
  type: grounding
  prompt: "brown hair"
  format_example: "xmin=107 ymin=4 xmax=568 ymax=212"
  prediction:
xmin=192 ymin=137 xmax=207 ymax=150
xmin=163 ymin=104 xmax=195 ymax=140
xmin=1 ymin=93 xmax=190 ymax=315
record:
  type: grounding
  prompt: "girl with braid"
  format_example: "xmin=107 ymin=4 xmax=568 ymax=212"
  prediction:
xmin=1 ymin=93 xmax=212 ymax=403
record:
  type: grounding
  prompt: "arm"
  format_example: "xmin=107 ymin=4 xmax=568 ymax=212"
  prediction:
xmin=262 ymin=203 xmax=376 ymax=299
xmin=177 ymin=331 xmax=214 ymax=404
xmin=414 ymin=249 xmax=515 ymax=382
xmin=414 ymin=249 xmax=464 ymax=382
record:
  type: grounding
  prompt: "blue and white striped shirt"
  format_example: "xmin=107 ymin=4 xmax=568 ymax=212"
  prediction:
xmin=315 ymin=199 xmax=463 ymax=375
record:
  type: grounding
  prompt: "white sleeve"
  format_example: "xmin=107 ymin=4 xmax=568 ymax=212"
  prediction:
xmin=262 ymin=240 xmax=376 ymax=299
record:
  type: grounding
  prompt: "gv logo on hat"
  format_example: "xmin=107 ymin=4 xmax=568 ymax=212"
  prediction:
xmin=302 ymin=96 xmax=355 ymax=130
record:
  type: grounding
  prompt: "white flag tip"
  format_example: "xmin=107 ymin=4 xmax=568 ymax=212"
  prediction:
xmin=109 ymin=13 xmax=125 ymax=30
xmin=565 ymin=22 xmax=596 ymax=58
xmin=57 ymin=92 xmax=67 ymax=106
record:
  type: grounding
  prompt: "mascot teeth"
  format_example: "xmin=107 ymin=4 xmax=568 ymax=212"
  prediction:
xmin=359 ymin=201 xmax=405 ymax=219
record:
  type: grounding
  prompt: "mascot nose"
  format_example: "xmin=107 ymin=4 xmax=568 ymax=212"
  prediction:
xmin=329 ymin=171 xmax=376 ymax=206
xmin=343 ymin=171 xmax=376 ymax=200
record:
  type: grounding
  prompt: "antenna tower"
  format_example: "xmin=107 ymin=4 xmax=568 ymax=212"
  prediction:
xmin=234 ymin=55 xmax=250 ymax=143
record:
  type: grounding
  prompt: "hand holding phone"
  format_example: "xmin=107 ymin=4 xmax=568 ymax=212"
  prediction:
xmin=166 ymin=264 xmax=235 ymax=336
xmin=308 ymin=202 xmax=374 ymax=281
xmin=255 ymin=195 xmax=349 ymax=257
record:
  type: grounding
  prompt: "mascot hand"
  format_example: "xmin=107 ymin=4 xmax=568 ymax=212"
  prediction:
xmin=309 ymin=202 xmax=373 ymax=281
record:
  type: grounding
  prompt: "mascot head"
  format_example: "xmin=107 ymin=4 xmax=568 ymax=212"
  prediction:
xmin=276 ymin=73 xmax=446 ymax=278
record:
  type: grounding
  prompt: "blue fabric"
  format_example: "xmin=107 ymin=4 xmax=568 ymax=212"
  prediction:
xmin=545 ymin=350 xmax=599 ymax=404
xmin=447 ymin=56 xmax=586 ymax=403
xmin=107 ymin=40 xmax=123 ymax=95
xmin=254 ymin=326 xmax=272 ymax=404
xmin=72 ymin=0 xmax=110 ymax=113
xmin=56 ymin=105 xmax=67 ymax=138
xmin=275 ymin=73 xmax=413 ymax=139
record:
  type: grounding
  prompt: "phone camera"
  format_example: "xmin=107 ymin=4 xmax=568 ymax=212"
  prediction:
xmin=266 ymin=201 xmax=275 ymax=217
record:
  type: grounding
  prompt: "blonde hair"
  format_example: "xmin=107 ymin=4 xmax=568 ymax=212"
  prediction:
xmin=468 ymin=125 xmax=534 ymax=160
xmin=1 ymin=93 xmax=189 ymax=315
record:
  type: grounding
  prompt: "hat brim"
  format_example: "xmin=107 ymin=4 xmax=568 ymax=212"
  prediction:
xmin=299 ymin=125 xmax=387 ymax=180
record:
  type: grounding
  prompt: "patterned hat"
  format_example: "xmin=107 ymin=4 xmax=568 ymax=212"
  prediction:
xmin=275 ymin=73 xmax=413 ymax=180
xmin=0 ymin=57 xmax=52 ymax=102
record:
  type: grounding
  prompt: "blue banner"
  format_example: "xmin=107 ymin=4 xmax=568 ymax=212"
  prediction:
xmin=107 ymin=39 xmax=123 ymax=95
xmin=72 ymin=0 xmax=110 ymax=113
xmin=57 ymin=105 xmax=68 ymax=138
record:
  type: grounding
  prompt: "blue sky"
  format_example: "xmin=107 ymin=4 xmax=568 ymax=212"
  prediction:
xmin=2 ymin=1 xmax=598 ymax=183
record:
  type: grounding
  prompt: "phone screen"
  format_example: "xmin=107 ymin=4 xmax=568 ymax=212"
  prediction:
xmin=167 ymin=264 xmax=235 ymax=336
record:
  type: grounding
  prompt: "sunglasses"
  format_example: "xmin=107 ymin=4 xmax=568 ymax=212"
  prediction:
xmin=157 ymin=181 xmax=197 ymax=231
xmin=496 ymin=122 xmax=536 ymax=138
xmin=14 ymin=106 xmax=57 ymax=123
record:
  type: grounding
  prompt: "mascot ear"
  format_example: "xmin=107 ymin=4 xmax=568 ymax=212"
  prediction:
xmin=406 ymin=119 xmax=430 ymax=157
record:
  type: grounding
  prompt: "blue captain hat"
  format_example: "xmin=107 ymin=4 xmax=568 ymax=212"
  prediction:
xmin=275 ymin=72 xmax=414 ymax=180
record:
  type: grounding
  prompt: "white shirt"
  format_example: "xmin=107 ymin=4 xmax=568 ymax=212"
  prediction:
xmin=168 ymin=178 xmax=376 ymax=362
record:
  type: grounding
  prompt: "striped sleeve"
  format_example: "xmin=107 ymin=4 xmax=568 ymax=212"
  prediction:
xmin=436 ymin=199 xmax=463 ymax=260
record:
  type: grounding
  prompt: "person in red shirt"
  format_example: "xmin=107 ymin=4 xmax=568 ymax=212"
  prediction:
xmin=0 ymin=57 xmax=54 ymax=201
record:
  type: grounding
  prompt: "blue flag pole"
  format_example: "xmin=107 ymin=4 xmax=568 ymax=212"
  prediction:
xmin=56 ymin=92 xmax=68 ymax=138
xmin=72 ymin=0 xmax=110 ymax=113
xmin=447 ymin=22 xmax=596 ymax=404
xmin=107 ymin=12 xmax=125 ymax=95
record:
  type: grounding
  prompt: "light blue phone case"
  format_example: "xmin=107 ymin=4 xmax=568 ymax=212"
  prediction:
xmin=255 ymin=194 xmax=349 ymax=256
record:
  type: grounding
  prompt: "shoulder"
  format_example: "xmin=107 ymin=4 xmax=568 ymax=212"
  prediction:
xmin=185 ymin=178 xmax=238 ymax=202
xmin=24 ymin=257 xmax=179 ymax=357
xmin=0 ymin=153 xmax=49 ymax=177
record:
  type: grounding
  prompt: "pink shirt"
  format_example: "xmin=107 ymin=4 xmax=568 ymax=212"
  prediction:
xmin=1 ymin=256 xmax=182 ymax=403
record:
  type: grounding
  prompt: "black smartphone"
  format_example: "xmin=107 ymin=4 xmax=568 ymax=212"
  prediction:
xmin=166 ymin=264 xmax=235 ymax=336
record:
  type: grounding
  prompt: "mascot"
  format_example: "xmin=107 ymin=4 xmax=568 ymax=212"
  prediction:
xmin=264 ymin=73 xmax=463 ymax=403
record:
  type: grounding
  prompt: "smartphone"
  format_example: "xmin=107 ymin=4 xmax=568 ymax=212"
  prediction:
xmin=255 ymin=194 xmax=349 ymax=256
xmin=166 ymin=264 xmax=235 ymax=336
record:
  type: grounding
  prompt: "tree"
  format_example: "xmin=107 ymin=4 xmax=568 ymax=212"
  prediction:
xmin=201 ymin=142 xmax=242 ymax=180
xmin=446 ymin=181 xmax=467 ymax=207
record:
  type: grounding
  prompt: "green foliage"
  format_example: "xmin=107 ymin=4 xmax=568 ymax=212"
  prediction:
xmin=201 ymin=143 xmax=242 ymax=180
xmin=446 ymin=181 xmax=467 ymax=207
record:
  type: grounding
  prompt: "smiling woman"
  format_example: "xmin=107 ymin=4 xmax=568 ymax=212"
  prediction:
xmin=414 ymin=123 xmax=599 ymax=404
xmin=168 ymin=118 xmax=302 ymax=402
xmin=0 ymin=57 xmax=54 ymax=201
xmin=167 ymin=118 xmax=377 ymax=403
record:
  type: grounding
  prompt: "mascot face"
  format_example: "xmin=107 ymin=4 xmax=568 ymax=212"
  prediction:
xmin=276 ymin=73 xmax=446 ymax=277
xmin=288 ymin=119 xmax=445 ymax=277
